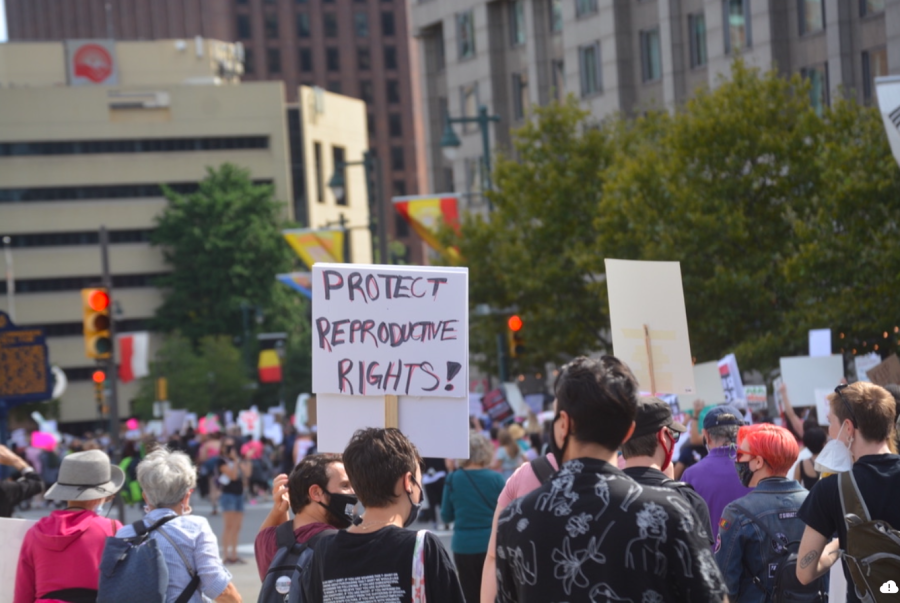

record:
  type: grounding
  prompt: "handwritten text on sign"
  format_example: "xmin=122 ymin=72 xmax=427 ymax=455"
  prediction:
xmin=312 ymin=264 xmax=468 ymax=398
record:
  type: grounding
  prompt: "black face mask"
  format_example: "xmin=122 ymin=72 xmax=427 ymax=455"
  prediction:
xmin=318 ymin=491 xmax=359 ymax=529
xmin=548 ymin=411 xmax=569 ymax=463
xmin=734 ymin=461 xmax=755 ymax=488
xmin=403 ymin=478 xmax=422 ymax=528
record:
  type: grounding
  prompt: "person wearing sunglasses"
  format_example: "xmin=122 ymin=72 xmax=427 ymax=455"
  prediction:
xmin=795 ymin=381 xmax=899 ymax=602
xmin=621 ymin=397 xmax=714 ymax=546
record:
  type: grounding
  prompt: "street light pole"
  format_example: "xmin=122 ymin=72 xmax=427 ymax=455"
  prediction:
xmin=440 ymin=104 xmax=501 ymax=208
xmin=3 ymin=236 xmax=15 ymax=322
xmin=328 ymin=151 xmax=389 ymax=264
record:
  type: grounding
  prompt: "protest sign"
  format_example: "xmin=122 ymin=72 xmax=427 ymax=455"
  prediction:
xmin=809 ymin=329 xmax=832 ymax=357
xmin=745 ymin=385 xmax=768 ymax=411
xmin=163 ymin=409 xmax=187 ymax=436
xmin=481 ymin=388 xmax=514 ymax=425
xmin=718 ymin=354 xmax=746 ymax=409
xmin=312 ymin=263 xmax=469 ymax=458
xmin=854 ymin=352 xmax=881 ymax=382
xmin=503 ymin=382 xmax=528 ymax=417
xmin=523 ymin=393 xmax=545 ymax=415
xmin=238 ymin=408 xmax=262 ymax=440
xmin=865 ymin=354 xmax=900 ymax=387
xmin=0 ymin=518 xmax=35 ymax=603
xmin=814 ymin=389 xmax=831 ymax=426
xmin=605 ymin=259 xmax=695 ymax=395
xmin=677 ymin=361 xmax=725 ymax=410
xmin=469 ymin=393 xmax=483 ymax=417
xmin=779 ymin=355 xmax=844 ymax=408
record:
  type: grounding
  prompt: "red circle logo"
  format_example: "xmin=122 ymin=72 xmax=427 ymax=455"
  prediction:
xmin=73 ymin=44 xmax=113 ymax=83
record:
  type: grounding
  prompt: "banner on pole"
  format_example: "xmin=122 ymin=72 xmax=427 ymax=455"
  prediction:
xmin=283 ymin=228 xmax=345 ymax=268
xmin=392 ymin=194 xmax=461 ymax=257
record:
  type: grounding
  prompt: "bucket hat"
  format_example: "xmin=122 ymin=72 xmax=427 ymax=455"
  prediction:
xmin=44 ymin=449 xmax=125 ymax=501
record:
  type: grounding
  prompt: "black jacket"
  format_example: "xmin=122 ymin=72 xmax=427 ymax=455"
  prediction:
xmin=0 ymin=471 xmax=44 ymax=517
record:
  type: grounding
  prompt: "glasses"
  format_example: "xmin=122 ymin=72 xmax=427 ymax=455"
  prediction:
xmin=667 ymin=428 xmax=681 ymax=443
xmin=834 ymin=384 xmax=859 ymax=428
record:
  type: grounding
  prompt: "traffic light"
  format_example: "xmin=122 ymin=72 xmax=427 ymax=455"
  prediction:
xmin=93 ymin=370 xmax=106 ymax=412
xmin=507 ymin=314 xmax=525 ymax=358
xmin=82 ymin=288 xmax=112 ymax=359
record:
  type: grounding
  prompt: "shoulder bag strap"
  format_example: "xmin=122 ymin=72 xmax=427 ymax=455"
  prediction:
xmin=530 ymin=455 xmax=556 ymax=484
xmin=411 ymin=529 xmax=428 ymax=603
xmin=459 ymin=469 xmax=495 ymax=509
xmin=839 ymin=470 xmax=870 ymax=525
xmin=729 ymin=503 xmax=784 ymax=598
xmin=154 ymin=523 xmax=202 ymax=603
xmin=275 ymin=520 xmax=298 ymax=550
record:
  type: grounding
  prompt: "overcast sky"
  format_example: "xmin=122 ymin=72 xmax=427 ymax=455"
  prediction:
xmin=1 ymin=1 xmax=7 ymax=42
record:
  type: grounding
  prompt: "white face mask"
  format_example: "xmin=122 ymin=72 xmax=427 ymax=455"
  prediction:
xmin=815 ymin=423 xmax=854 ymax=474
xmin=95 ymin=504 xmax=104 ymax=515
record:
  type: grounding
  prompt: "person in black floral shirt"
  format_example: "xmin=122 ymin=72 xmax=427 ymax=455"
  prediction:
xmin=495 ymin=356 xmax=729 ymax=603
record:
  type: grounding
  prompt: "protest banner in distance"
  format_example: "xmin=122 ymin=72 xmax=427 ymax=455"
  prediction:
xmin=678 ymin=361 xmax=726 ymax=411
xmin=312 ymin=263 xmax=469 ymax=458
xmin=779 ymin=355 xmax=845 ymax=408
xmin=854 ymin=352 xmax=881 ymax=383
xmin=718 ymin=353 xmax=747 ymax=409
xmin=745 ymin=385 xmax=768 ymax=412
xmin=865 ymin=354 xmax=900 ymax=387
xmin=482 ymin=388 xmax=514 ymax=425
xmin=605 ymin=260 xmax=696 ymax=395
xmin=809 ymin=329 xmax=832 ymax=357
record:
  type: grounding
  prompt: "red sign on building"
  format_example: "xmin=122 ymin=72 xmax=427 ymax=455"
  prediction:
xmin=65 ymin=40 xmax=119 ymax=86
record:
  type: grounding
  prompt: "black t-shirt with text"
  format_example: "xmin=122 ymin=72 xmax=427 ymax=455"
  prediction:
xmin=302 ymin=526 xmax=465 ymax=603
xmin=798 ymin=454 xmax=900 ymax=603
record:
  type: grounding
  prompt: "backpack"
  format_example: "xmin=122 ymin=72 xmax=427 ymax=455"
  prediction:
xmin=258 ymin=523 xmax=337 ymax=603
xmin=97 ymin=515 xmax=200 ymax=603
xmin=529 ymin=454 xmax=556 ymax=484
xmin=839 ymin=470 xmax=900 ymax=603
xmin=731 ymin=503 xmax=827 ymax=603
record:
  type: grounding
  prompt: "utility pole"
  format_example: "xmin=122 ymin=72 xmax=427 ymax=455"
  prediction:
xmin=99 ymin=226 xmax=124 ymax=521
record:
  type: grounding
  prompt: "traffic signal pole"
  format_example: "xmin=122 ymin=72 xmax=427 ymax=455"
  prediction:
xmin=99 ymin=227 xmax=120 ymax=453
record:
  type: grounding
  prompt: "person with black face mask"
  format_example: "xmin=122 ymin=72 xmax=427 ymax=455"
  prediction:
xmin=303 ymin=428 xmax=465 ymax=603
xmin=253 ymin=453 xmax=357 ymax=582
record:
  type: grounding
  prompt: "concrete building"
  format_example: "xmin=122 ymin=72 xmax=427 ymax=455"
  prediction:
xmin=6 ymin=0 xmax=430 ymax=264
xmin=0 ymin=38 xmax=369 ymax=425
xmin=411 ymin=0 xmax=896 ymax=208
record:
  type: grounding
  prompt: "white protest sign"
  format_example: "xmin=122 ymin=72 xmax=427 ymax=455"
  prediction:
xmin=779 ymin=355 xmax=845 ymax=408
xmin=813 ymin=388 xmax=832 ymax=426
xmin=238 ymin=409 xmax=262 ymax=440
xmin=745 ymin=385 xmax=768 ymax=411
xmin=605 ymin=259 xmax=695 ymax=395
xmin=0 ymin=518 xmax=36 ymax=603
xmin=809 ymin=329 xmax=832 ymax=357
xmin=718 ymin=353 xmax=746 ymax=409
xmin=468 ymin=393 xmax=483 ymax=417
xmin=875 ymin=75 xmax=900 ymax=171
xmin=503 ymin=382 xmax=528 ymax=417
xmin=312 ymin=263 xmax=469 ymax=458
xmin=854 ymin=352 xmax=882 ymax=382
xmin=163 ymin=409 xmax=187 ymax=436
xmin=678 ymin=361 xmax=725 ymax=409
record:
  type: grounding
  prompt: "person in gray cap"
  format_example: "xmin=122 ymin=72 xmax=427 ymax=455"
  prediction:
xmin=15 ymin=449 xmax=124 ymax=603
xmin=621 ymin=397 xmax=714 ymax=545
xmin=681 ymin=404 xmax=751 ymax=544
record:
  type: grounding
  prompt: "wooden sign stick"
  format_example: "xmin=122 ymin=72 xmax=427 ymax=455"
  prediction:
xmin=644 ymin=324 xmax=657 ymax=395
xmin=384 ymin=394 xmax=399 ymax=429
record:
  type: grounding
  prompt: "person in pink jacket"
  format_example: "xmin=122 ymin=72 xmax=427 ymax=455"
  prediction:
xmin=15 ymin=449 xmax=124 ymax=603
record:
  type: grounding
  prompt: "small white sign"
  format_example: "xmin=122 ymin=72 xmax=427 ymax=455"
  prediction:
xmin=809 ymin=329 xmax=832 ymax=357
xmin=779 ymin=355 xmax=845 ymax=408
xmin=718 ymin=353 xmax=747 ymax=409
xmin=854 ymin=352 xmax=882 ymax=383
xmin=745 ymin=385 xmax=768 ymax=411
xmin=813 ymin=388 xmax=832 ymax=426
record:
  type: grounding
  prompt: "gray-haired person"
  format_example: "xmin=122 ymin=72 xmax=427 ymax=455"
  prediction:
xmin=116 ymin=448 xmax=242 ymax=603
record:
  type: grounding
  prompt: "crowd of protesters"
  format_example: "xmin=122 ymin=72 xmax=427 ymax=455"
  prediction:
xmin=3 ymin=354 xmax=900 ymax=603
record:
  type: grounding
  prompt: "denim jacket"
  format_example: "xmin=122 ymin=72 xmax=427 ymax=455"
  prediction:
xmin=714 ymin=477 xmax=809 ymax=603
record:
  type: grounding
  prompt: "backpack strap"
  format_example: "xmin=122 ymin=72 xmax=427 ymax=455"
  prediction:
xmin=729 ymin=503 xmax=785 ymax=599
xmin=839 ymin=470 xmax=871 ymax=524
xmin=529 ymin=455 xmax=556 ymax=484
xmin=411 ymin=529 xmax=428 ymax=603
xmin=153 ymin=523 xmax=201 ymax=603
xmin=275 ymin=520 xmax=298 ymax=550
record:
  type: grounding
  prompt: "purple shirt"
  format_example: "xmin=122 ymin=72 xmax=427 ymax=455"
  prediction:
xmin=681 ymin=446 xmax=752 ymax=542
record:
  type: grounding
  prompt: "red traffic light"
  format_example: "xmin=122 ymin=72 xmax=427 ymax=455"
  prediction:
xmin=92 ymin=370 xmax=106 ymax=384
xmin=508 ymin=315 xmax=523 ymax=332
xmin=87 ymin=290 xmax=110 ymax=312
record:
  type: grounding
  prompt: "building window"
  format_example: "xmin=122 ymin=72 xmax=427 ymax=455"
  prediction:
xmin=578 ymin=42 xmax=601 ymax=97
xmin=461 ymin=82 xmax=479 ymax=133
xmin=391 ymin=147 xmax=405 ymax=171
xmin=640 ymin=28 xmax=661 ymax=82
xmin=551 ymin=0 xmax=563 ymax=32
xmin=314 ymin=142 xmax=324 ymax=203
xmin=0 ymin=136 xmax=269 ymax=157
xmin=576 ymin=0 xmax=598 ymax=18
xmin=299 ymin=48 xmax=312 ymax=71
xmin=357 ymin=47 xmax=371 ymax=70
xmin=395 ymin=213 xmax=410 ymax=238
xmin=510 ymin=1 xmax=526 ymax=46
xmin=724 ymin=0 xmax=751 ymax=53
xmin=327 ymin=48 xmax=340 ymax=71
xmin=513 ymin=72 xmax=529 ymax=120
xmin=434 ymin=27 xmax=446 ymax=70
xmin=387 ymin=79 xmax=400 ymax=103
xmin=296 ymin=0 xmax=307 ymax=3
xmin=368 ymin=112 xmax=376 ymax=136
xmin=355 ymin=11 xmax=369 ymax=37
xmin=457 ymin=10 xmax=476 ymax=60
xmin=360 ymin=81 xmax=374 ymax=103
xmin=297 ymin=13 xmax=310 ymax=38
xmin=237 ymin=15 xmax=251 ymax=39
xmin=332 ymin=146 xmax=347 ymax=205
xmin=799 ymin=0 xmax=824 ymax=35
xmin=389 ymin=113 xmax=403 ymax=137
xmin=382 ymin=11 xmax=395 ymax=37
xmin=329 ymin=80 xmax=341 ymax=93
xmin=384 ymin=46 xmax=397 ymax=69
xmin=552 ymin=59 xmax=565 ymax=101
xmin=861 ymin=0 xmax=885 ymax=16
xmin=863 ymin=47 xmax=888 ymax=103
xmin=244 ymin=48 xmax=254 ymax=74
xmin=267 ymin=48 xmax=281 ymax=74
xmin=324 ymin=12 xmax=338 ymax=37
xmin=688 ymin=13 xmax=707 ymax=68
xmin=801 ymin=64 xmax=829 ymax=114
xmin=444 ymin=167 xmax=455 ymax=192
xmin=265 ymin=13 xmax=278 ymax=39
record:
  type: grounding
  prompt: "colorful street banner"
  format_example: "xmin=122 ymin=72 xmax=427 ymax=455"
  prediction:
xmin=282 ymin=228 xmax=345 ymax=268
xmin=392 ymin=194 xmax=461 ymax=257
xmin=276 ymin=272 xmax=313 ymax=299
xmin=257 ymin=333 xmax=286 ymax=383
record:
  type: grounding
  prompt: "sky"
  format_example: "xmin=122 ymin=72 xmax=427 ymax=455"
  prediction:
xmin=0 ymin=0 xmax=7 ymax=42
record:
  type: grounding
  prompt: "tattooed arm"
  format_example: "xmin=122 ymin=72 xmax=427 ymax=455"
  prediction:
xmin=796 ymin=526 xmax=840 ymax=584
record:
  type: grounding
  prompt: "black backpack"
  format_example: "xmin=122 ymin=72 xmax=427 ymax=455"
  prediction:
xmin=731 ymin=504 xmax=827 ymax=603
xmin=258 ymin=523 xmax=336 ymax=603
xmin=529 ymin=454 xmax=557 ymax=484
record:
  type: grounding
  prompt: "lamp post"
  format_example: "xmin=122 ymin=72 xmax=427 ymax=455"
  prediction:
xmin=327 ymin=150 xmax=389 ymax=264
xmin=440 ymin=105 xmax=501 ymax=208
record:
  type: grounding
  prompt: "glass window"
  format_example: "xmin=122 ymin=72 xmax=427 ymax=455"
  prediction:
xmin=296 ymin=0 xmax=307 ymax=3
xmin=689 ymin=13 xmax=707 ymax=68
xmin=332 ymin=146 xmax=347 ymax=205
xmin=641 ymin=28 xmax=661 ymax=82
xmin=265 ymin=13 xmax=278 ymax=39
xmin=324 ymin=13 xmax=338 ymax=37
xmin=297 ymin=13 xmax=310 ymax=38
xmin=355 ymin=12 xmax=369 ymax=37
xmin=299 ymin=48 xmax=312 ymax=71
xmin=395 ymin=212 xmax=410 ymax=237
xmin=578 ymin=42 xmax=601 ymax=96
xmin=382 ymin=11 xmax=395 ymax=37
xmin=244 ymin=48 xmax=254 ymax=74
xmin=267 ymin=48 xmax=281 ymax=74
xmin=389 ymin=113 xmax=403 ymax=137
xmin=513 ymin=72 xmax=529 ymax=119
xmin=551 ymin=0 xmax=563 ymax=32
xmin=724 ymin=0 xmax=751 ymax=53
xmin=510 ymin=1 xmax=525 ymax=46
xmin=358 ymin=47 xmax=371 ymax=70
xmin=863 ymin=47 xmax=888 ymax=103
xmin=387 ymin=80 xmax=400 ymax=103
xmin=552 ymin=59 xmax=565 ymax=101
xmin=435 ymin=27 xmax=446 ymax=69
xmin=384 ymin=46 xmax=397 ymax=69
xmin=314 ymin=142 xmax=324 ymax=203
xmin=360 ymin=80 xmax=374 ymax=103
xmin=457 ymin=10 xmax=476 ymax=59
xmin=861 ymin=0 xmax=885 ymax=15
xmin=461 ymin=82 xmax=479 ymax=133
xmin=576 ymin=0 xmax=598 ymax=17
xmin=327 ymin=48 xmax=340 ymax=71
xmin=799 ymin=0 xmax=824 ymax=35
xmin=237 ymin=15 xmax=251 ymax=39
xmin=391 ymin=147 xmax=405 ymax=171
xmin=801 ymin=64 xmax=829 ymax=114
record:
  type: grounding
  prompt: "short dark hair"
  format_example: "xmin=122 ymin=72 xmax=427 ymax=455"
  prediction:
xmin=802 ymin=426 xmax=827 ymax=455
xmin=554 ymin=356 xmax=639 ymax=451
xmin=342 ymin=428 xmax=423 ymax=508
xmin=287 ymin=453 xmax=342 ymax=514
xmin=621 ymin=431 xmax=659 ymax=459
xmin=707 ymin=424 xmax=739 ymax=446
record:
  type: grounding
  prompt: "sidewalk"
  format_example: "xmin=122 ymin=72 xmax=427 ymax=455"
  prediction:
xmin=229 ymin=558 xmax=262 ymax=601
